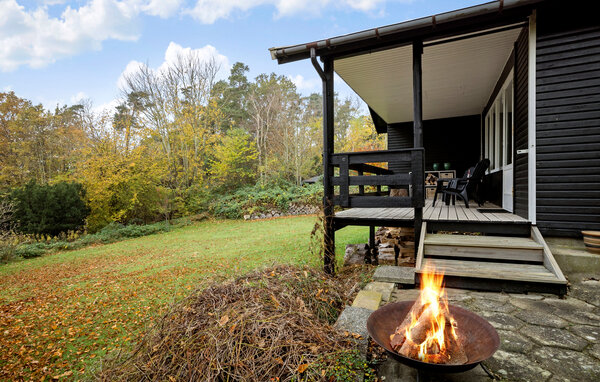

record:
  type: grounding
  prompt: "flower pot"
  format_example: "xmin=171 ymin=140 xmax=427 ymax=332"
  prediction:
xmin=582 ymin=231 xmax=600 ymax=254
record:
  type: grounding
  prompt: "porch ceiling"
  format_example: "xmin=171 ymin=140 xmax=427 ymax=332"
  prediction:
xmin=335 ymin=26 xmax=523 ymax=124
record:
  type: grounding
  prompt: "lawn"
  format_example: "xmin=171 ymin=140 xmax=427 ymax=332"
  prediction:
xmin=0 ymin=215 xmax=368 ymax=381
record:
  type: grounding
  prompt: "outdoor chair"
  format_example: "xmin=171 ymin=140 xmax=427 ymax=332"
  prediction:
xmin=432 ymin=159 xmax=490 ymax=208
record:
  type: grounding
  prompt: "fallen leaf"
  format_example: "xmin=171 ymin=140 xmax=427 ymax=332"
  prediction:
xmin=52 ymin=370 xmax=72 ymax=379
xmin=218 ymin=315 xmax=229 ymax=326
xmin=297 ymin=363 xmax=309 ymax=373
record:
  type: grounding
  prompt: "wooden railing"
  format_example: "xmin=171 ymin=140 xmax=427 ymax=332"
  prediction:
xmin=331 ymin=148 xmax=424 ymax=208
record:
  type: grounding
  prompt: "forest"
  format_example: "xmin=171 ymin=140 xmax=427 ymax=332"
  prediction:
xmin=0 ymin=51 xmax=385 ymax=254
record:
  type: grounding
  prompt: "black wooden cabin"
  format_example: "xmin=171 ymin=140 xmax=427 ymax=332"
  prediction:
xmin=269 ymin=0 xmax=598 ymax=292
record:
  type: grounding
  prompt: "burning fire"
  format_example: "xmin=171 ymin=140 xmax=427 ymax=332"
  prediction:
xmin=390 ymin=268 xmax=467 ymax=365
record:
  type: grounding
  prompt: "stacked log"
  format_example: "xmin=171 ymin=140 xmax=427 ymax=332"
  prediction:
xmin=375 ymin=227 xmax=415 ymax=265
xmin=389 ymin=298 xmax=468 ymax=365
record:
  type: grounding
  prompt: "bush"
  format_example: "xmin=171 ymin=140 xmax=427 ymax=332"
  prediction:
xmin=10 ymin=181 xmax=89 ymax=236
xmin=209 ymin=181 xmax=322 ymax=219
xmin=11 ymin=219 xmax=192 ymax=260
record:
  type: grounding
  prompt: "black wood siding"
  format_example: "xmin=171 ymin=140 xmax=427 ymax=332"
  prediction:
xmin=514 ymin=27 xmax=529 ymax=219
xmin=387 ymin=124 xmax=413 ymax=173
xmin=535 ymin=6 xmax=600 ymax=236
xmin=388 ymin=116 xmax=480 ymax=177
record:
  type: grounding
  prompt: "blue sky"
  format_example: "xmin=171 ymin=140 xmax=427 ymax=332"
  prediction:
xmin=0 ymin=0 xmax=484 ymax=113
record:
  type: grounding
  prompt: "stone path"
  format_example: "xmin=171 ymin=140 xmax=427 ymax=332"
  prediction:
xmin=380 ymin=274 xmax=600 ymax=382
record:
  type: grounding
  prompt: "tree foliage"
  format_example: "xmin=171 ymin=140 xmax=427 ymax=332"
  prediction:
xmin=10 ymin=181 xmax=89 ymax=236
xmin=0 ymin=53 xmax=386 ymax=234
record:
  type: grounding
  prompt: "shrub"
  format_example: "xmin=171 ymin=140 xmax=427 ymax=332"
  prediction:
xmin=209 ymin=181 xmax=322 ymax=219
xmin=10 ymin=181 xmax=89 ymax=236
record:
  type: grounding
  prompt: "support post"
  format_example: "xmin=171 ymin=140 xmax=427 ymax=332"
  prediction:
xmin=321 ymin=57 xmax=335 ymax=275
xmin=368 ymin=225 xmax=376 ymax=264
xmin=413 ymin=40 xmax=424 ymax=257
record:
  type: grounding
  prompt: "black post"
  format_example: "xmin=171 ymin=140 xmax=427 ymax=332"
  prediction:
xmin=413 ymin=40 xmax=424 ymax=257
xmin=322 ymin=58 xmax=335 ymax=275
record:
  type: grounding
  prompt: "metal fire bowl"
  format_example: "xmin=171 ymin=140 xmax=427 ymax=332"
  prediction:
xmin=367 ymin=301 xmax=500 ymax=373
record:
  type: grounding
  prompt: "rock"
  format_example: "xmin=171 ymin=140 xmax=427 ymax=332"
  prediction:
xmin=243 ymin=214 xmax=250 ymax=220
xmin=497 ymin=329 xmax=534 ymax=354
xmin=520 ymin=325 xmax=589 ymax=351
xmin=568 ymin=324 xmax=600 ymax=343
xmin=352 ymin=290 xmax=382 ymax=311
xmin=485 ymin=350 xmax=552 ymax=382
xmin=532 ymin=347 xmax=600 ymax=382
xmin=364 ymin=281 xmax=395 ymax=301
xmin=570 ymin=284 xmax=600 ymax=307
xmin=514 ymin=310 xmax=568 ymax=329
xmin=334 ymin=306 xmax=372 ymax=338
xmin=373 ymin=266 xmax=415 ymax=285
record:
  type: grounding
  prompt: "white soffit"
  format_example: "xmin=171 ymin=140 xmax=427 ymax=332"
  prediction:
xmin=335 ymin=27 xmax=523 ymax=124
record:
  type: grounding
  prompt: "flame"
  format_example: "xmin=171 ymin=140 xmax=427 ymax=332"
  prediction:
xmin=407 ymin=268 xmax=458 ymax=362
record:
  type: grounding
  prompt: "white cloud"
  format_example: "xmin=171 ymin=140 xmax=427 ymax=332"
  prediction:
xmin=117 ymin=42 xmax=230 ymax=90
xmin=70 ymin=91 xmax=88 ymax=104
xmin=185 ymin=0 xmax=395 ymax=24
xmin=288 ymin=74 xmax=320 ymax=92
xmin=2 ymin=85 xmax=13 ymax=92
xmin=0 ymin=0 xmax=142 ymax=71
xmin=142 ymin=0 xmax=182 ymax=18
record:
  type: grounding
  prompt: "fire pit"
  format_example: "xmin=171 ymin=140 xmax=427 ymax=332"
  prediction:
xmin=366 ymin=270 xmax=500 ymax=378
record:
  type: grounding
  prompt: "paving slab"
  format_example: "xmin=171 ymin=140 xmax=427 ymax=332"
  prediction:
xmin=352 ymin=290 xmax=382 ymax=311
xmin=532 ymin=347 xmax=600 ymax=381
xmin=570 ymin=283 xmax=600 ymax=307
xmin=373 ymin=266 xmax=415 ymax=285
xmin=334 ymin=306 xmax=372 ymax=338
xmin=364 ymin=281 xmax=395 ymax=301
xmin=390 ymin=288 xmax=421 ymax=302
xmin=520 ymin=325 xmax=589 ymax=351
xmin=568 ymin=324 xmax=600 ymax=343
xmin=496 ymin=329 xmax=534 ymax=354
xmin=469 ymin=298 xmax=517 ymax=314
xmin=484 ymin=350 xmax=552 ymax=382
xmin=590 ymin=343 xmax=600 ymax=361
xmin=509 ymin=297 xmax=556 ymax=312
xmin=543 ymin=296 xmax=596 ymax=311
xmin=514 ymin=310 xmax=568 ymax=329
xmin=479 ymin=311 xmax=525 ymax=331
xmin=554 ymin=308 xmax=600 ymax=326
xmin=376 ymin=358 xmax=489 ymax=382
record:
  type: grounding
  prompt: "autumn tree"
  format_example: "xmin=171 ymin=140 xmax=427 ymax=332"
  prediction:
xmin=209 ymin=128 xmax=258 ymax=191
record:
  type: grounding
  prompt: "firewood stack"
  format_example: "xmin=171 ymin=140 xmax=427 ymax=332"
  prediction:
xmin=375 ymin=227 xmax=415 ymax=265
xmin=425 ymin=173 xmax=439 ymax=186
xmin=389 ymin=296 xmax=469 ymax=365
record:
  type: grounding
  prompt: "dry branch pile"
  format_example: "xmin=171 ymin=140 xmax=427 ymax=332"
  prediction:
xmin=99 ymin=265 xmax=372 ymax=381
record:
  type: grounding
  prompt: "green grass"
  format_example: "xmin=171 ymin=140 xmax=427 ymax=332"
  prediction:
xmin=0 ymin=216 xmax=368 ymax=381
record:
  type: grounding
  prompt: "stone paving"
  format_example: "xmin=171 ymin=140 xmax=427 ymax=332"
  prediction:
xmin=378 ymin=274 xmax=600 ymax=382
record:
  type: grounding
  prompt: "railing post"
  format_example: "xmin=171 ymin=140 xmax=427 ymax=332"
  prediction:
xmin=339 ymin=154 xmax=349 ymax=207
xmin=322 ymin=58 xmax=335 ymax=275
xmin=413 ymin=40 xmax=424 ymax=258
xmin=358 ymin=170 xmax=365 ymax=195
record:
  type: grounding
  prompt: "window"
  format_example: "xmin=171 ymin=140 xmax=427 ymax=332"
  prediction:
xmin=484 ymin=72 xmax=514 ymax=172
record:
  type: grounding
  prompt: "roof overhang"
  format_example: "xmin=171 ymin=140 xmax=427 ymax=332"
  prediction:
xmin=337 ymin=25 xmax=523 ymax=127
xmin=269 ymin=0 xmax=542 ymax=64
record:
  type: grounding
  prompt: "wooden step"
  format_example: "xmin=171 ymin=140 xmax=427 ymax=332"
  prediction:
xmin=415 ymin=223 xmax=567 ymax=295
xmin=419 ymin=258 xmax=562 ymax=284
xmin=424 ymin=234 xmax=543 ymax=262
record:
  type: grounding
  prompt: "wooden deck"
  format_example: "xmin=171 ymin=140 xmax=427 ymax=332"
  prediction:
xmin=335 ymin=199 xmax=530 ymax=235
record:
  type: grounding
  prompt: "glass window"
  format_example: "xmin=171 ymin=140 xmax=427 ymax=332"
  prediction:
xmin=506 ymin=82 xmax=513 ymax=166
xmin=484 ymin=71 xmax=514 ymax=171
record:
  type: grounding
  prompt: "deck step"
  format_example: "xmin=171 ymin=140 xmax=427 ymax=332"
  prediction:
xmin=415 ymin=224 xmax=567 ymax=295
xmin=424 ymin=234 xmax=543 ymax=262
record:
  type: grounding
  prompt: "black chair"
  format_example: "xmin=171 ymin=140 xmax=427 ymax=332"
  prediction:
xmin=432 ymin=159 xmax=490 ymax=208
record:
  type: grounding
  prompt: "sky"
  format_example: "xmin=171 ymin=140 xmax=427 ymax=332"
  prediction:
xmin=0 ymin=0 xmax=485 ymax=113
